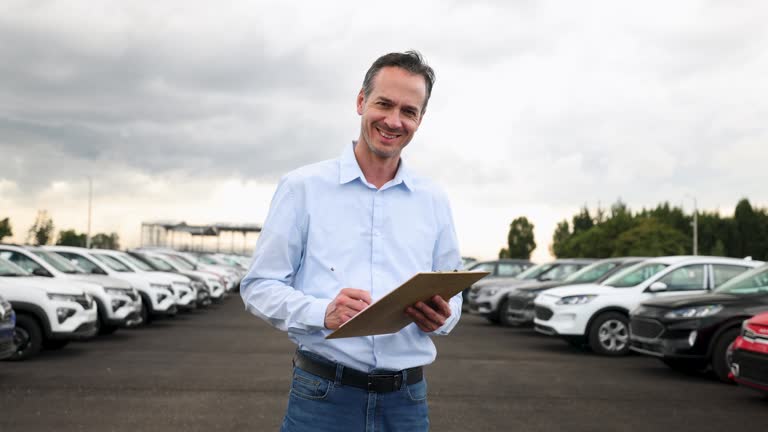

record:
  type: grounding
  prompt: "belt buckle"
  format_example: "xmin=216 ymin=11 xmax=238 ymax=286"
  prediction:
xmin=367 ymin=373 xmax=402 ymax=392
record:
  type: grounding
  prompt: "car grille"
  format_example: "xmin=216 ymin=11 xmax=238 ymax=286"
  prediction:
xmin=507 ymin=297 xmax=529 ymax=310
xmin=630 ymin=318 xmax=665 ymax=339
xmin=74 ymin=295 xmax=93 ymax=309
xmin=535 ymin=306 xmax=553 ymax=321
xmin=734 ymin=350 xmax=768 ymax=385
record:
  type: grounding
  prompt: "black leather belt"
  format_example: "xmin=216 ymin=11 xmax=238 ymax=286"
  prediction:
xmin=293 ymin=351 xmax=423 ymax=393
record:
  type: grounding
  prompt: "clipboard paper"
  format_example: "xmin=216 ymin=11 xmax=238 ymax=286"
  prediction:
xmin=325 ymin=271 xmax=490 ymax=339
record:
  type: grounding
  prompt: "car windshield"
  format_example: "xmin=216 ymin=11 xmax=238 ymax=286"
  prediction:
xmin=603 ymin=263 xmax=669 ymax=288
xmin=92 ymin=254 xmax=134 ymax=272
xmin=0 ymin=257 xmax=31 ymax=276
xmin=117 ymin=253 xmax=154 ymax=272
xmin=146 ymin=255 xmax=175 ymax=271
xmin=164 ymin=254 xmax=195 ymax=270
xmin=517 ymin=263 xmax=554 ymax=280
xmin=198 ymin=255 xmax=220 ymax=265
xmin=32 ymin=250 xmax=84 ymax=274
xmin=714 ymin=265 xmax=768 ymax=295
xmin=564 ymin=261 xmax=620 ymax=284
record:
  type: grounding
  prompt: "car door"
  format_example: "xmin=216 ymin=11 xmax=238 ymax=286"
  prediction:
xmin=639 ymin=264 xmax=709 ymax=303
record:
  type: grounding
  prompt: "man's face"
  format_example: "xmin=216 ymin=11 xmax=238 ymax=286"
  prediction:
xmin=357 ymin=66 xmax=426 ymax=160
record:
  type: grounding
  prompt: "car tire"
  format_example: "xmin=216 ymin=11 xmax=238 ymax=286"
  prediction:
xmin=498 ymin=298 xmax=514 ymax=327
xmin=588 ymin=312 xmax=630 ymax=356
xmin=139 ymin=295 xmax=153 ymax=325
xmin=711 ymin=328 xmax=740 ymax=383
xmin=42 ymin=340 xmax=70 ymax=350
xmin=8 ymin=314 xmax=43 ymax=361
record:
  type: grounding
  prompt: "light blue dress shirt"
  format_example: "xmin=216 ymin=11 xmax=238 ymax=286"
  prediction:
xmin=241 ymin=142 xmax=462 ymax=372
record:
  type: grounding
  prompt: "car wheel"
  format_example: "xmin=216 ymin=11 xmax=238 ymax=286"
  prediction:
xmin=711 ymin=328 xmax=740 ymax=383
xmin=42 ymin=340 xmax=70 ymax=350
xmin=7 ymin=314 xmax=43 ymax=361
xmin=140 ymin=298 xmax=152 ymax=325
xmin=588 ymin=312 xmax=630 ymax=356
xmin=498 ymin=298 xmax=515 ymax=327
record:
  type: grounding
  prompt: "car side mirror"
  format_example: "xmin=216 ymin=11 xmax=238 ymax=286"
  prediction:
xmin=32 ymin=267 xmax=52 ymax=277
xmin=647 ymin=281 xmax=668 ymax=292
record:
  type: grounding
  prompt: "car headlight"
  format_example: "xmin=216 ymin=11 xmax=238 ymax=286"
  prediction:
xmin=741 ymin=320 xmax=758 ymax=339
xmin=47 ymin=293 xmax=80 ymax=303
xmin=520 ymin=291 xmax=538 ymax=299
xmin=486 ymin=288 xmax=499 ymax=296
xmin=104 ymin=287 xmax=131 ymax=296
xmin=663 ymin=305 xmax=723 ymax=319
xmin=556 ymin=295 xmax=598 ymax=305
xmin=150 ymin=283 xmax=173 ymax=293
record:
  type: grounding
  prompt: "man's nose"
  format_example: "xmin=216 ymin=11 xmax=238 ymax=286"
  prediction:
xmin=382 ymin=110 xmax=403 ymax=130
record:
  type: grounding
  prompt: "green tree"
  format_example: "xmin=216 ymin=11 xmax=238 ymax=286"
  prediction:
xmin=505 ymin=217 xmax=536 ymax=259
xmin=0 ymin=218 xmax=12 ymax=241
xmin=57 ymin=229 xmax=87 ymax=247
xmin=550 ymin=220 xmax=572 ymax=257
xmin=91 ymin=232 xmax=120 ymax=250
xmin=612 ymin=218 xmax=688 ymax=256
xmin=27 ymin=210 xmax=55 ymax=246
xmin=572 ymin=207 xmax=594 ymax=234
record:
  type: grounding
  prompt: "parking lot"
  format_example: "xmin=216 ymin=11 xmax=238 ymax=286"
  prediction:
xmin=1 ymin=296 xmax=765 ymax=432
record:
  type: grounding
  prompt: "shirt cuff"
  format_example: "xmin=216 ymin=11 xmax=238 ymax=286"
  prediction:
xmin=305 ymin=298 xmax=332 ymax=329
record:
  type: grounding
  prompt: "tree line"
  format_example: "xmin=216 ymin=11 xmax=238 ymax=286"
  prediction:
xmin=499 ymin=198 xmax=768 ymax=261
xmin=0 ymin=210 xmax=121 ymax=249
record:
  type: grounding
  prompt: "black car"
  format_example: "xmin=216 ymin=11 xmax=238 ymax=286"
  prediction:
xmin=629 ymin=264 xmax=768 ymax=382
xmin=500 ymin=257 xmax=646 ymax=327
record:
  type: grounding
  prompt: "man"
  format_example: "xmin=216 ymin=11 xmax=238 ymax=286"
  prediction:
xmin=241 ymin=51 xmax=462 ymax=432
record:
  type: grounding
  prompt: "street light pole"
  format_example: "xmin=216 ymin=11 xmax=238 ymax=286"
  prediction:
xmin=86 ymin=177 xmax=92 ymax=249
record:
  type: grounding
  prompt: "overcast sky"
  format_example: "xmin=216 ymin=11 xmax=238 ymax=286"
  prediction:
xmin=1 ymin=0 xmax=767 ymax=262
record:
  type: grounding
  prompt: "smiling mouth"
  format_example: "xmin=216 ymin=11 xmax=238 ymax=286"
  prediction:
xmin=376 ymin=127 xmax=401 ymax=140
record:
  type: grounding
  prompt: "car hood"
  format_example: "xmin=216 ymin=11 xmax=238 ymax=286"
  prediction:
xmin=641 ymin=292 xmax=751 ymax=309
xmin=747 ymin=312 xmax=768 ymax=326
xmin=0 ymin=276 xmax=89 ymax=295
xmin=516 ymin=280 xmax=578 ymax=293
xmin=66 ymin=274 xmax=132 ymax=289
xmin=544 ymin=284 xmax=616 ymax=298
xmin=148 ymin=271 xmax=190 ymax=284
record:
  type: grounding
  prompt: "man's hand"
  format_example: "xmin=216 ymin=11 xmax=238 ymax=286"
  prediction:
xmin=324 ymin=288 xmax=372 ymax=330
xmin=405 ymin=295 xmax=452 ymax=333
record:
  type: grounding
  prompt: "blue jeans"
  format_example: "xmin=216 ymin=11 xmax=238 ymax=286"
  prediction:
xmin=280 ymin=352 xmax=429 ymax=432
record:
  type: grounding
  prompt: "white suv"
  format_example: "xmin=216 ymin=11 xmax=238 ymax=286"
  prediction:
xmin=45 ymin=246 xmax=178 ymax=324
xmin=94 ymin=249 xmax=199 ymax=311
xmin=534 ymin=256 xmax=763 ymax=356
xmin=0 ymin=245 xmax=142 ymax=334
xmin=0 ymin=257 xmax=98 ymax=360
xmin=131 ymin=251 xmax=226 ymax=301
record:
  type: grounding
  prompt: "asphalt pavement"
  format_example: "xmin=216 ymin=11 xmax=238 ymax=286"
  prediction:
xmin=1 ymin=296 xmax=766 ymax=431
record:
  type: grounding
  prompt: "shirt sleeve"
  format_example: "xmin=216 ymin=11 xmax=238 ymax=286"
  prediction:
xmin=430 ymin=194 xmax=463 ymax=336
xmin=239 ymin=178 xmax=330 ymax=334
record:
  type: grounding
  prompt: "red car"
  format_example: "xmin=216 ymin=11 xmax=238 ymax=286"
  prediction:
xmin=730 ymin=312 xmax=768 ymax=394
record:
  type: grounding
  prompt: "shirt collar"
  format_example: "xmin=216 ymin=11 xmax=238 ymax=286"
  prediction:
xmin=339 ymin=141 xmax=414 ymax=191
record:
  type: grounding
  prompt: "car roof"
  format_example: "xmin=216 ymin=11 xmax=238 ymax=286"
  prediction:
xmin=640 ymin=255 xmax=762 ymax=266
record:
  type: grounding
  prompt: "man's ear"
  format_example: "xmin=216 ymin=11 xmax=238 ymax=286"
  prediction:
xmin=356 ymin=89 xmax=365 ymax=115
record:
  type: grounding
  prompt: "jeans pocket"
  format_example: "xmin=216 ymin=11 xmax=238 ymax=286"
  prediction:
xmin=290 ymin=367 xmax=333 ymax=401
xmin=406 ymin=379 xmax=428 ymax=402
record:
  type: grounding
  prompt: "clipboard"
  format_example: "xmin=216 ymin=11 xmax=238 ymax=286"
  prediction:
xmin=325 ymin=271 xmax=490 ymax=339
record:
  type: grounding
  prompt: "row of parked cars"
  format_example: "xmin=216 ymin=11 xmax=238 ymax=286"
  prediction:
xmin=465 ymin=255 xmax=768 ymax=396
xmin=0 ymin=245 xmax=250 ymax=361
